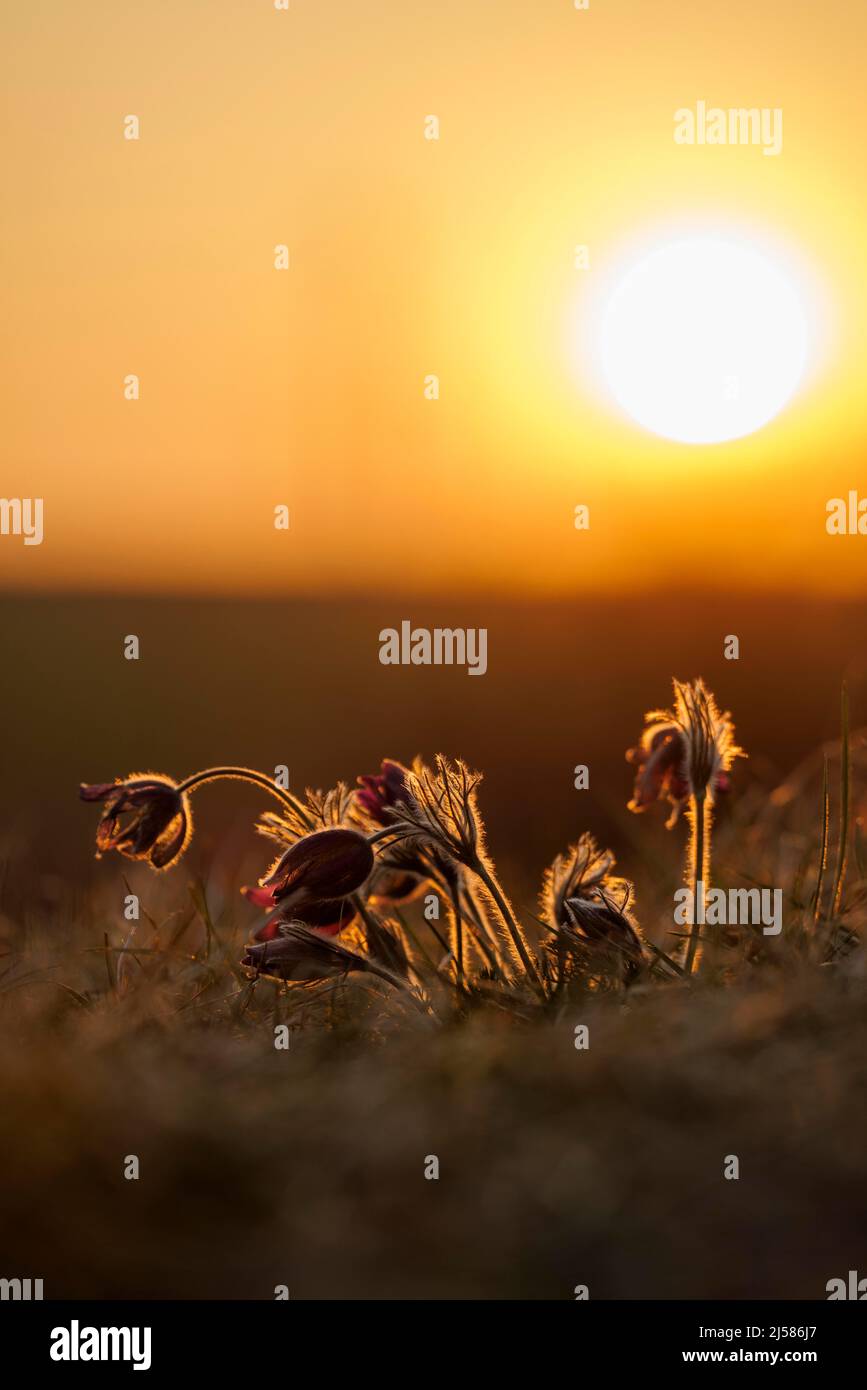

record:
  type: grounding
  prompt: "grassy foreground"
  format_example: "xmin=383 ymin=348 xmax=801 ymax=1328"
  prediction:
xmin=1 ymin=924 xmax=866 ymax=1299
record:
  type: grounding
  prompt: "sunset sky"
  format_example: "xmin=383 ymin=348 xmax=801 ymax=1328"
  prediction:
xmin=2 ymin=0 xmax=866 ymax=596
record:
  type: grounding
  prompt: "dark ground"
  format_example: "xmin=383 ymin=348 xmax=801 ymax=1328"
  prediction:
xmin=1 ymin=958 xmax=865 ymax=1299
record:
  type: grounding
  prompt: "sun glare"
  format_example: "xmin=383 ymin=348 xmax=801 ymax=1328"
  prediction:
xmin=596 ymin=236 xmax=810 ymax=445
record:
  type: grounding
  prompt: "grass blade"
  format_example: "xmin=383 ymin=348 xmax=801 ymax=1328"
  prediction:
xmin=811 ymin=753 xmax=830 ymax=923
xmin=831 ymin=683 xmax=850 ymax=917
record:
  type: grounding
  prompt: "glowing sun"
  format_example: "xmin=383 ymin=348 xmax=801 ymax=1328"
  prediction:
xmin=597 ymin=236 xmax=809 ymax=444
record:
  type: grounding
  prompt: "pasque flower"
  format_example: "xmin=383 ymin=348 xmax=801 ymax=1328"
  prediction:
xmin=243 ymin=924 xmax=375 ymax=982
xmin=253 ymin=827 xmax=374 ymax=913
xmin=627 ymin=679 xmax=742 ymax=827
xmin=540 ymin=834 xmax=631 ymax=932
xmin=541 ymin=834 xmax=644 ymax=986
xmin=554 ymin=889 xmax=646 ymax=985
xmin=357 ymin=762 xmax=457 ymax=903
xmin=380 ymin=755 xmax=542 ymax=989
xmin=627 ymin=678 xmax=745 ymax=977
xmin=80 ymin=774 xmax=193 ymax=870
xmin=242 ymin=922 xmax=414 ymax=998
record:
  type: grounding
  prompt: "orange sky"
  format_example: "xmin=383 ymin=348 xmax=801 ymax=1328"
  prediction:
xmin=2 ymin=0 xmax=866 ymax=597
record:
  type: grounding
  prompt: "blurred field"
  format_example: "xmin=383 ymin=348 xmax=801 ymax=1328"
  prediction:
xmin=2 ymin=591 xmax=867 ymax=1299
xmin=2 ymin=589 xmax=867 ymax=888
xmin=2 ymin=940 xmax=866 ymax=1299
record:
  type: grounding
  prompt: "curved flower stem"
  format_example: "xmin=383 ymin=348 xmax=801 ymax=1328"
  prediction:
xmin=365 ymin=825 xmax=409 ymax=847
xmin=176 ymin=766 xmax=303 ymax=813
xmin=685 ymin=791 xmax=708 ymax=977
xmin=470 ymin=855 xmax=543 ymax=992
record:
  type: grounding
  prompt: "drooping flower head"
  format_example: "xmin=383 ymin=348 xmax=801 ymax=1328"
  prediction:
xmin=79 ymin=774 xmax=192 ymax=870
xmin=242 ymin=924 xmax=375 ymax=983
xmin=242 ymin=922 xmax=411 ymax=993
xmin=627 ymin=678 xmax=744 ymax=826
xmin=250 ymin=827 xmax=374 ymax=914
xmin=247 ymin=801 xmax=378 ymax=943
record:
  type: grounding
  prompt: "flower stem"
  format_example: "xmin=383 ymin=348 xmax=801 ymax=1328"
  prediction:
xmin=176 ymin=766 xmax=302 ymax=812
xmin=345 ymin=894 xmax=431 ymax=1016
xmin=447 ymin=876 xmax=466 ymax=988
xmin=471 ymin=856 xmax=543 ymax=991
xmin=365 ymin=824 xmax=408 ymax=847
xmin=685 ymin=792 xmax=708 ymax=977
xmin=460 ymin=878 xmax=507 ymax=977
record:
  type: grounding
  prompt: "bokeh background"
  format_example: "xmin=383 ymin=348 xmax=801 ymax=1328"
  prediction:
xmin=2 ymin=0 xmax=867 ymax=878
xmin=1 ymin=591 xmax=866 ymax=902
xmin=2 ymin=0 xmax=867 ymax=598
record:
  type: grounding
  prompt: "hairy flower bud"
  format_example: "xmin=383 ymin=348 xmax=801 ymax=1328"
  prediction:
xmin=259 ymin=827 xmax=374 ymax=911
